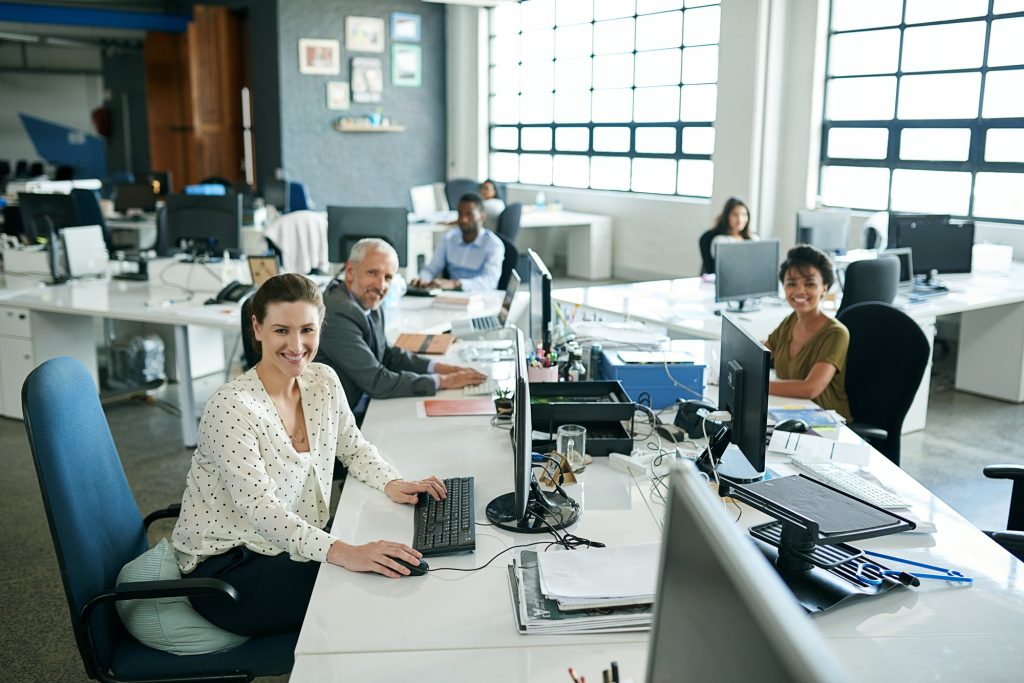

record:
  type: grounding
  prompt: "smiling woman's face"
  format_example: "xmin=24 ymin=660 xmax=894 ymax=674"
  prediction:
xmin=253 ymin=301 xmax=321 ymax=380
xmin=783 ymin=266 xmax=825 ymax=314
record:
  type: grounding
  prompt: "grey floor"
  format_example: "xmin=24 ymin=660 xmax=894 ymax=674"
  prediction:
xmin=2 ymin=308 xmax=1023 ymax=680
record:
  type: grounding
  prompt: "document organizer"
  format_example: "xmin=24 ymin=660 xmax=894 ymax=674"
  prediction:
xmin=720 ymin=474 xmax=917 ymax=613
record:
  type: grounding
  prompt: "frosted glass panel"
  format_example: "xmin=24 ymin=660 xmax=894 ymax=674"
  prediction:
xmin=636 ymin=127 xmax=678 ymax=154
xmin=591 ymin=156 xmax=632 ymax=190
xmin=490 ymin=95 xmax=519 ymax=125
xmin=831 ymin=0 xmax=901 ymax=31
xmin=594 ymin=18 xmax=635 ymax=54
xmin=632 ymin=158 xmax=678 ymax=194
xmin=905 ymin=0 xmax=987 ymax=24
xmin=592 ymin=89 xmax=634 ymax=122
xmin=521 ymin=30 xmax=555 ymax=63
xmin=555 ymin=57 xmax=593 ymax=91
xmin=521 ymin=127 xmax=553 ymax=151
xmin=489 ymin=65 xmax=520 ymax=95
xmin=554 ymin=91 xmax=591 ymax=123
xmin=899 ymin=129 xmax=970 ymax=161
xmin=827 ymin=128 xmax=888 ymax=159
xmin=975 ymin=173 xmax=1024 ymax=220
xmin=521 ymin=0 xmax=555 ymax=31
xmin=820 ymin=166 xmax=890 ymax=210
xmin=681 ymin=45 xmax=718 ymax=84
xmin=491 ymin=4 xmax=520 ymax=36
xmin=898 ymin=73 xmax=980 ymax=119
xmin=902 ymin=22 xmax=985 ymax=72
xmin=519 ymin=153 xmax=553 ymax=185
xmin=490 ymin=127 xmax=519 ymax=150
xmin=828 ymin=29 xmax=899 ymax=76
xmin=638 ymin=0 xmax=683 ymax=13
xmin=636 ymin=49 xmax=683 ymax=87
xmin=555 ymin=24 xmax=593 ymax=59
xmin=891 ymin=169 xmax=971 ymax=215
xmin=634 ymin=86 xmax=681 ymax=122
xmin=490 ymin=153 xmax=519 ymax=183
xmin=680 ymin=84 xmax=717 ymax=121
xmin=593 ymin=127 xmax=631 ymax=152
xmin=553 ymin=154 xmax=591 ymax=188
xmin=520 ymin=92 xmax=554 ymax=124
xmin=593 ymin=54 xmax=635 ymax=89
xmin=556 ymin=0 xmax=592 ymax=26
xmin=683 ymin=5 xmax=720 ymax=45
xmin=521 ymin=61 xmax=554 ymax=93
xmin=677 ymin=159 xmax=714 ymax=197
xmin=826 ymin=76 xmax=896 ymax=121
xmin=636 ymin=12 xmax=683 ymax=51
xmin=555 ymin=127 xmax=590 ymax=151
xmin=681 ymin=126 xmax=715 ymax=155
xmin=595 ymin=0 xmax=635 ymax=20
xmin=985 ymin=129 xmax=1024 ymax=163
xmin=983 ymin=70 xmax=1024 ymax=118
xmin=988 ymin=18 xmax=1024 ymax=67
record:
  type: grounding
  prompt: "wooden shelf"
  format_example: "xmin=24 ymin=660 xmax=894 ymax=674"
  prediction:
xmin=333 ymin=122 xmax=405 ymax=133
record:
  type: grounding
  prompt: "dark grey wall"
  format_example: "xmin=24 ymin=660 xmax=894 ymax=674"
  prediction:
xmin=277 ymin=0 xmax=446 ymax=208
xmin=102 ymin=46 xmax=150 ymax=178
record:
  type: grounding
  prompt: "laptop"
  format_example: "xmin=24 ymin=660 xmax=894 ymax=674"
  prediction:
xmin=247 ymin=255 xmax=279 ymax=288
xmin=451 ymin=270 xmax=520 ymax=338
xmin=883 ymin=248 xmax=914 ymax=290
xmin=62 ymin=225 xmax=109 ymax=278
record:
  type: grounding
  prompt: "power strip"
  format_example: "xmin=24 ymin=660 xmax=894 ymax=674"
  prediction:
xmin=609 ymin=451 xmax=657 ymax=478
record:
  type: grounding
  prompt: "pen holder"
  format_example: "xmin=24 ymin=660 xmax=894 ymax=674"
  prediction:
xmin=528 ymin=365 xmax=558 ymax=383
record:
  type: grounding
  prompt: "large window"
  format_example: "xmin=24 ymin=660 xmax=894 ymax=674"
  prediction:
xmin=820 ymin=0 xmax=1024 ymax=222
xmin=488 ymin=0 xmax=722 ymax=198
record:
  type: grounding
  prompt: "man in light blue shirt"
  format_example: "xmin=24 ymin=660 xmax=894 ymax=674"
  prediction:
xmin=411 ymin=193 xmax=505 ymax=292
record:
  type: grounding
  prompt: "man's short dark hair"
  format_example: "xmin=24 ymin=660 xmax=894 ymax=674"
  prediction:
xmin=459 ymin=192 xmax=484 ymax=210
xmin=778 ymin=244 xmax=836 ymax=289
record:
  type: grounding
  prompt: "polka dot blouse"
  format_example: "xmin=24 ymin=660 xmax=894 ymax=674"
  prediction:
xmin=172 ymin=363 xmax=402 ymax=572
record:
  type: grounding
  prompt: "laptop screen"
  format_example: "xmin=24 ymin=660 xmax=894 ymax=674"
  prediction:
xmin=248 ymin=256 xmax=280 ymax=288
xmin=497 ymin=270 xmax=521 ymax=325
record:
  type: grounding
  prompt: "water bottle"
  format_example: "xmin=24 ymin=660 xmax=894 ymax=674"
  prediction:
xmin=535 ymin=191 xmax=546 ymax=209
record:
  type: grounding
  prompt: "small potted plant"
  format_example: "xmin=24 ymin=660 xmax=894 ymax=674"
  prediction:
xmin=494 ymin=387 xmax=513 ymax=415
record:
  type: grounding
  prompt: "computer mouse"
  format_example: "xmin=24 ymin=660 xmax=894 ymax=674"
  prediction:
xmin=394 ymin=558 xmax=429 ymax=577
xmin=774 ymin=418 xmax=809 ymax=434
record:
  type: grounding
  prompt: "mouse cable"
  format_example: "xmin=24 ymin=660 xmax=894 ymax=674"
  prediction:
xmin=426 ymin=540 xmax=557 ymax=573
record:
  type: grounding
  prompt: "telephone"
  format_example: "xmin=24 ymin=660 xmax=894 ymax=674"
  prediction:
xmin=206 ymin=280 xmax=253 ymax=305
xmin=674 ymin=399 xmax=719 ymax=438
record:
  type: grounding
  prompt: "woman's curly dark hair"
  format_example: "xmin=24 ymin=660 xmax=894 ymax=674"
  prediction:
xmin=778 ymin=244 xmax=836 ymax=289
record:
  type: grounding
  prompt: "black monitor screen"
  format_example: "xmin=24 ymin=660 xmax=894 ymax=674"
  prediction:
xmin=715 ymin=239 xmax=780 ymax=307
xmin=717 ymin=314 xmax=770 ymax=482
xmin=164 ymin=193 xmax=242 ymax=255
xmin=522 ymin=248 xmax=553 ymax=353
xmin=17 ymin=192 xmax=78 ymax=242
xmin=262 ymin=178 xmax=287 ymax=211
xmin=326 ymin=206 xmax=408 ymax=266
xmin=114 ymin=183 xmax=157 ymax=213
xmin=891 ymin=215 xmax=974 ymax=275
xmin=796 ymin=209 xmax=851 ymax=255
xmin=883 ymin=247 xmax=914 ymax=285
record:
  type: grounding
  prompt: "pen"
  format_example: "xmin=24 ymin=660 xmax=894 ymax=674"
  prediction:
xmin=611 ymin=661 xmax=619 ymax=683
xmin=568 ymin=667 xmax=582 ymax=683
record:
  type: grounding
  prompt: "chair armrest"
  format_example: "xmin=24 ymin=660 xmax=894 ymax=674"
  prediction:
xmin=986 ymin=531 xmax=1024 ymax=563
xmin=143 ymin=503 xmax=181 ymax=529
xmin=848 ymin=423 xmax=888 ymax=443
xmin=983 ymin=465 xmax=1024 ymax=481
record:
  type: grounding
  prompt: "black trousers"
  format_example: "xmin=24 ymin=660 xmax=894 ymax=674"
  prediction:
xmin=188 ymin=546 xmax=321 ymax=637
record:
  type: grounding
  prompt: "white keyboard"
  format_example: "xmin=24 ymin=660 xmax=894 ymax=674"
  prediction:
xmin=463 ymin=379 xmax=499 ymax=396
xmin=790 ymin=461 xmax=910 ymax=509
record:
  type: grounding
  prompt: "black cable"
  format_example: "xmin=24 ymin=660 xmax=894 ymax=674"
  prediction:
xmin=427 ymin=540 xmax=556 ymax=573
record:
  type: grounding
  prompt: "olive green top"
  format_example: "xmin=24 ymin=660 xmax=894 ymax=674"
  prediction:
xmin=767 ymin=313 xmax=852 ymax=422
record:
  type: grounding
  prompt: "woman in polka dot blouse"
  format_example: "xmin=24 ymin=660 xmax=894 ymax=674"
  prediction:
xmin=171 ymin=273 xmax=447 ymax=637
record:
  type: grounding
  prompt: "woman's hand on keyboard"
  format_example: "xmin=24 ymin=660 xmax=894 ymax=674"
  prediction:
xmin=385 ymin=477 xmax=448 ymax=504
xmin=327 ymin=539 xmax=421 ymax=578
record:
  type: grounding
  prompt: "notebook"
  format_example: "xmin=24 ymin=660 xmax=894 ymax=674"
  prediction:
xmin=423 ymin=398 xmax=496 ymax=417
xmin=394 ymin=333 xmax=456 ymax=355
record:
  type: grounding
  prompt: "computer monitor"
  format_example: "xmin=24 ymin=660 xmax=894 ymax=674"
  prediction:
xmin=485 ymin=327 xmax=579 ymax=533
xmin=647 ymin=464 xmax=848 ymax=683
xmin=886 ymin=212 xmax=948 ymax=251
xmin=326 ymin=206 xmax=408 ymax=266
xmin=796 ymin=209 xmax=851 ymax=255
xmin=715 ymin=239 xmax=780 ymax=311
xmin=521 ymin=248 xmax=553 ymax=353
xmin=883 ymin=247 xmax=914 ymax=286
xmin=163 ymin=193 xmax=242 ymax=257
xmin=890 ymin=214 xmax=974 ymax=276
xmin=17 ymin=192 xmax=78 ymax=243
xmin=711 ymin=313 xmax=770 ymax=483
xmin=262 ymin=178 xmax=288 ymax=211
xmin=114 ymin=183 xmax=157 ymax=213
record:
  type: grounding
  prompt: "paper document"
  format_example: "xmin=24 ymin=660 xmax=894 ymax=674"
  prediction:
xmin=768 ymin=431 xmax=871 ymax=466
xmin=570 ymin=321 xmax=668 ymax=350
xmin=536 ymin=543 xmax=659 ymax=600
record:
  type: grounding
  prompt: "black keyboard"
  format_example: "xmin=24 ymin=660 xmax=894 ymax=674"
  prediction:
xmin=472 ymin=316 xmax=500 ymax=331
xmin=405 ymin=286 xmax=439 ymax=297
xmin=413 ymin=476 xmax=476 ymax=557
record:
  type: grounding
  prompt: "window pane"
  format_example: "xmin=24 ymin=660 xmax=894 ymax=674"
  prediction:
xmin=555 ymin=57 xmax=593 ymax=91
xmin=995 ymin=0 xmax=1024 ymax=13
xmin=491 ymin=94 xmax=519 ymax=124
xmin=983 ymin=70 xmax=1024 ymax=118
xmin=898 ymin=73 xmax=980 ymax=119
xmin=491 ymin=35 xmax=519 ymax=65
xmin=591 ymin=156 xmax=632 ymax=190
xmin=522 ymin=127 xmax=553 ymax=151
xmin=595 ymin=0 xmax=635 ymax=20
xmin=905 ymin=0 xmax=987 ymax=24
xmin=634 ymin=86 xmax=681 ymax=122
xmin=593 ymin=88 xmax=634 ymax=122
xmin=593 ymin=127 xmax=631 ymax=152
xmin=681 ymin=45 xmax=718 ymax=84
xmin=521 ymin=0 xmax=555 ymax=31
xmin=900 ymin=129 xmax=970 ymax=161
xmin=636 ymin=12 xmax=683 ymax=51
xmin=826 ymin=76 xmax=896 ymax=120
xmin=677 ymin=159 xmax=713 ymax=197
xmin=556 ymin=127 xmax=590 ymax=151
xmin=901 ymin=22 xmax=986 ymax=72
xmin=636 ymin=49 xmax=683 ymax=87
xmin=593 ymin=53 xmax=634 ymax=89
xmin=683 ymin=5 xmax=720 ymax=46
xmin=553 ymin=154 xmax=591 ymax=188
xmin=521 ymin=30 xmax=555 ymax=62
xmin=639 ymin=0 xmax=683 ymax=13
xmin=989 ymin=18 xmax=1024 ymax=67
xmin=632 ymin=157 xmax=678 ymax=194
xmin=519 ymin=153 xmax=553 ymax=185
xmin=491 ymin=127 xmax=519 ymax=150
xmin=685 ymin=0 xmax=720 ymax=6
xmin=831 ymin=0 xmax=902 ymax=31
xmin=891 ymin=169 xmax=971 ymax=215
xmin=556 ymin=0 xmax=592 ymax=26
xmin=520 ymin=92 xmax=554 ymax=123
xmin=827 ymin=128 xmax=888 ymax=159
xmin=681 ymin=126 xmax=715 ymax=154
xmin=985 ymin=129 xmax=1024 ymax=162
xmin=828 ymin=29 xmax=899 ymax=76
xmin=492 ymin=4 xmax=520 ymax=36
xmin=490 ymin=152 xmax=519 ymax=183
xmin=820 ymin=165 xmax=890 ymax=210
xmin=594 ymin=18 xmax=635 ymax=54
xmin=637 ymin=126 xmax=678 ymax=153
xmin=681 ymin=84 xmax=717 ymax=121
xmin=521 ymin=61 xmax=554 ymax=92
xmin=555 ymin=24 xmax=593 ymax=59
xmin=554 ymin=91 xmax=591 ymax=122
xmin=490 ymin=64 xmax=520 ymax=95
xmin=974 ymin=172 xmax=1024 ymax=220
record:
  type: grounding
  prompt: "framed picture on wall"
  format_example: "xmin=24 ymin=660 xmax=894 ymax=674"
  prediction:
xmin=390 ymin=12 xmax=421 ymax=42
xmin=298 ymin=38 xmax=340 ymax=75
xmin=326 ymin=81 xmax=350 ymax=110
xmin=345 ymin=16 xmax=385 ymax=53
xmin=392 ymin=44 xmax=422 ymax=88
xmin=351 ymin=57 xmax=384 ymax=104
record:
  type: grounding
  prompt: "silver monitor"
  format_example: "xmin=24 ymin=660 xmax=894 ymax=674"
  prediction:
xmin=797 ymin=209 xmax=852 ymax=255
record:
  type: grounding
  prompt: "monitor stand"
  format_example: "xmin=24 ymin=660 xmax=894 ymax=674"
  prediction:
xmin=485 ymin=479 xmax=579 ymax=534
xmin=715 ymin=443 xmax=763 ymax=483
xmin=714 ymin=299 xmax=762 ymax=315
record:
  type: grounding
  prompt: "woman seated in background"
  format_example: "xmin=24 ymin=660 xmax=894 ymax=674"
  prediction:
xmin=172 ymin=273 xmax=447 ymax=638
xmin=479 ymin=178 xmax=505 ymax=231
xmin=765 ymin=245 xmax=853 ymax=422
xmin=699 ymin=196 xmax=758 ymax=275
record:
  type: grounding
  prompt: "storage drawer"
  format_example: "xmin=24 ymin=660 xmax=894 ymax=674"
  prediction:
xmin=0 ymin=306 xmax=31 ymax=337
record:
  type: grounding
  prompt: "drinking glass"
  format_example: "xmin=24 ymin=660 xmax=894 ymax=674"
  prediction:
xmin=557 ymin=424 xmax=587 ymax=473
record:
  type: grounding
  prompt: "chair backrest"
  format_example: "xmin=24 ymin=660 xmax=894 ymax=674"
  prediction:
xmin=445 ymin=178 xmax=479 ymax=210
xmin=837 ymin=256 xmax=899 ymax=316
xmin=241 ymin=295 xmax=261 ymax=370
xmin=497 ymin=202 xmax=523 ymax=245
xmin=288 ymin=181 xmax=314 ymax=212
xmin=22 ymin=357 xmax=148 ymax=677
xmin=199 ymin=176 xmax=233 ymax=189
xmin=28 ymin=160 xmax=45 ymax=177
xmin=70 ymin=187 xmax=111 ymax=250
xmin=838 ymin=303 xmax=930 ymax=465
xmin=698 ymin=228 xmax=716 ymax=275
xmin=497 ymin=232 xmax=519 ymax=291
xmin=55 ymin=164 xmax=75 ymax=180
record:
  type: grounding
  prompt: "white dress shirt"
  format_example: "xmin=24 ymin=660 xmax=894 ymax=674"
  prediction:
xmin=172 ymin=363 xmax=401 ymax=572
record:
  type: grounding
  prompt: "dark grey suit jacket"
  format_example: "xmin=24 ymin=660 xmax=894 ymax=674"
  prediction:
xmin=316 ymin=281 xmax=435 ymax=409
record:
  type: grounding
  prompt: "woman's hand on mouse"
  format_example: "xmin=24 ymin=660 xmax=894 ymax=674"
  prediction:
xmin=384 ymin=477 xmax=447 ymax=505
xmin=327 ymin=539 xmax=422 ymax=578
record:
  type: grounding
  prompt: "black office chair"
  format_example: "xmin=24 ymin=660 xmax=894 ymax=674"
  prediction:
xmin=698 ymin=228 xmax=717 ymax=275
xmin=837 ymin=256 xmax=899 ymax=316
xmin=497 ymin=202 xmax=523 ymax=245
xmin=56 ymin=164 xmax=75 ymax=180
xmin=14 ymin=159 xmax=28 ymax=178
xmin=983 ymin=465 xmax=1024 ymax=562
xmin=28 ymin=160 xmax=45 ymax=177
xmin=240 ymin=294 xmax=261 ymax=371
xmin=70 ymin=188 xmax=115 ymax=251
xmin=837 ymin=302 xmax=930 ymax=466
xmin=444 ymin=178 xmax=478 ymax=210
xmin=497 ymin=233 xmax=519 ymax=291
xmin=22 ymin=357 xmax=297 ymax=683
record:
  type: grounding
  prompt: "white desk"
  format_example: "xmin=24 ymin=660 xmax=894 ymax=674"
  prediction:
xmin=291 ymin=359 xmax=1024 ymax=681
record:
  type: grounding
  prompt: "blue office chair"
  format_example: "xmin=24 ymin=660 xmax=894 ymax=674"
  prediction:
xmin=497 ymin=202 xmax=523 ymax=245
xmin=22 ymin=357 xmax=297 ymax=682
xmin=444 ymin=178 xmax=478 ymax=210
xmin=287 ymin=181 xmax=314 ymax=212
